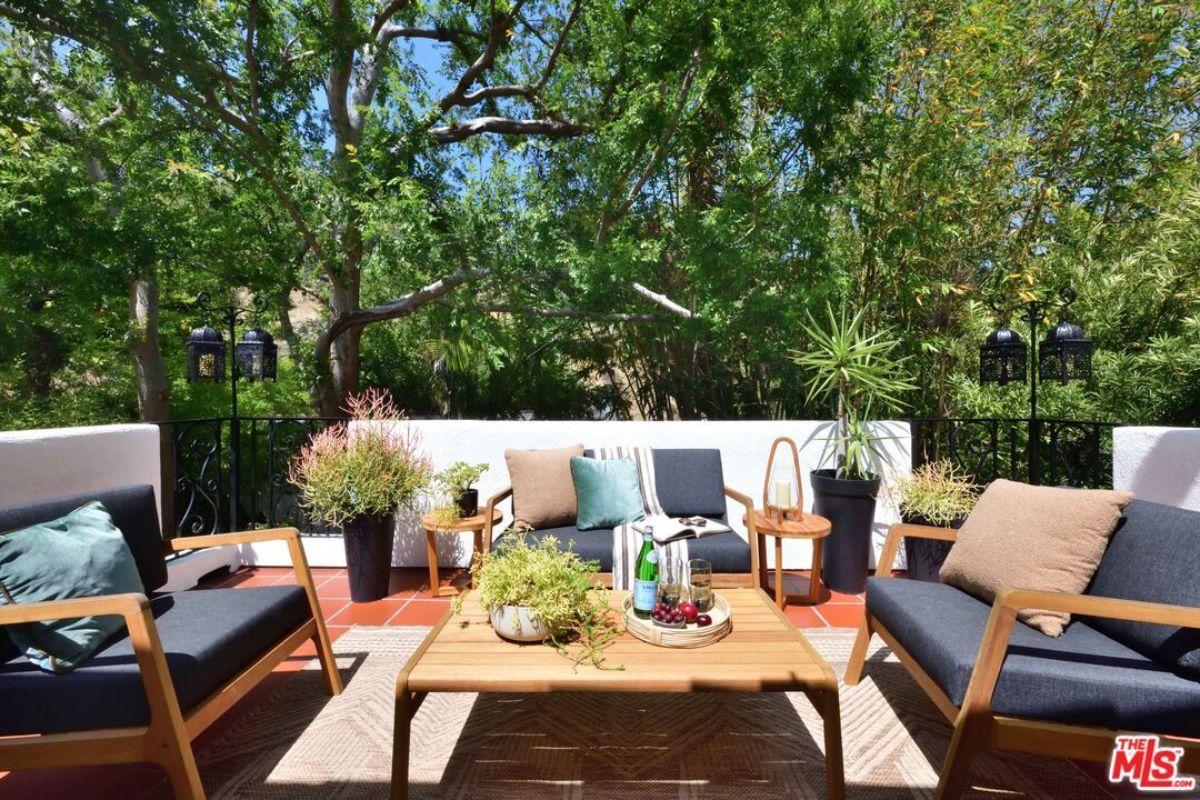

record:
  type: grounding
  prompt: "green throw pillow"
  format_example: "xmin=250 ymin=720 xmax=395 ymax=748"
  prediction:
xmin=570 ymin=456 xmax=646 ymax=531
xmin=0 ymin=501 xmax=145 ymax=673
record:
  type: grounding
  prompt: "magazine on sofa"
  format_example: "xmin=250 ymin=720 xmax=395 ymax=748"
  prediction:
xmin=632 ymin=514 xmax=732 ymax=544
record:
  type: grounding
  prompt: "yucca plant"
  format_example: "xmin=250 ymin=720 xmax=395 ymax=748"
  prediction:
xmin=793 ymin=305 xmax=915 ymax=479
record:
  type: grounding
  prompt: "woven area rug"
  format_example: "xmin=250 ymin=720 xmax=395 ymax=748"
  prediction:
xmin=146 ymin=626 xmax=1108 ymax=799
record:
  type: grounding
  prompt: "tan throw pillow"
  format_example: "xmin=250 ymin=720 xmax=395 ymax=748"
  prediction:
xmin=505 ymin=445 xmax=586 ymax=529
xmin=939 ymin=479 xmax=1133 ymax=637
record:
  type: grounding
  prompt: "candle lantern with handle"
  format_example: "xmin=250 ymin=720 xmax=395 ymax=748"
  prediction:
xmin=762 ymin=437 xmax=804 ymax=522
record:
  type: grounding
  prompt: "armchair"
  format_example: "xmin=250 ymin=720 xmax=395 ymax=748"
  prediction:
xmin=846 ymin=504 xmax=1200 ymax=799
xmin=0 ymin=485 xmax=342 ymax=800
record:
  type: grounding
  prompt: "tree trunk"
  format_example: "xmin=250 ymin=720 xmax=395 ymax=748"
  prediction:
xmin=313 ymin=268 xmax=361 ymax=417
xmin=127 ymin=277 xmax=171 ymax=421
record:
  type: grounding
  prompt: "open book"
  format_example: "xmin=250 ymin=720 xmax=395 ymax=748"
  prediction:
xmin=632 ymin=514 xmax=732 ymax=545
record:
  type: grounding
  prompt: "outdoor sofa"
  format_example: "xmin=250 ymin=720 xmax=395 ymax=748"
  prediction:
xmin=846 ymin=497 xmax=1200 ymax=799
xmin=484 ymin=448 xmax=760 ymax=587
xmin=0 ymin=484 xmax=342 ymax=800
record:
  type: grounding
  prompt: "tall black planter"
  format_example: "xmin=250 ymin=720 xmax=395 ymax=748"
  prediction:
xmin=342 ymin=512 xmax=394 ymax=602
xmin=901 ymin=512 xmax=964 ymax=582
xmin=811 ymin=468 xmax=881 ymax=595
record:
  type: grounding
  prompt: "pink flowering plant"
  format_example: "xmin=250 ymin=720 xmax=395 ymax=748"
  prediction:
xmin=289 ymin=389 xmax=432 ymax=527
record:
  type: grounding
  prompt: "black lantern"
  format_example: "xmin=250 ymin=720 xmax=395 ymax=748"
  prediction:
xmin=187 ymin=325 xmax=226 ymax=382
xmin=236 ymin=327 xmax=277 ymax=382
xmin=979 ymin=324 xmax=1027 ymax=386
xmin=1039 ymin=318 xmax=1092 ymax=385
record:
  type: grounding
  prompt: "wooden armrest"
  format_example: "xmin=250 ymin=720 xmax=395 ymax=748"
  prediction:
xmin=996 ymin=588 xmax=1200 ymax=629
xmin=166 ymin=527 xmax=299 ymax=551
xmin=876 ymin=522 xmax=958 ymax=578
xmin=722 ymin=485 xmax=759 ymax=580
xmin=482 ymin=487 xmax=513 ymax=554
xmin=0 ymin=592 xmax=150 ymax=626
xmin=959 ymin=589 xmax=1200 ymax=718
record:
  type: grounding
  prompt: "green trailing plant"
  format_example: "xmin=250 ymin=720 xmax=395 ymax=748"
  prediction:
xmin=436 ymin=461 xmax=488 ymax=493
xmin=793 ymin=305 xmax=915 ymax=479
xmin=289 ymin=389 xmax=432 ymax=527
xmin=889 ymin=460 xmax=980 ymax=526
xmin=453 ymin=536 xmax=624 ymax=670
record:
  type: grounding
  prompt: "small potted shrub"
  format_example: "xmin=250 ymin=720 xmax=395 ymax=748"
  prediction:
xmin=435 ymin=461 xmax=488 ymax=517
xmin=290 ymin=389 xmax=432 ymax=602
xmin=890 ymin=460 xmax=979 ymax=581
xmin=459 ymin=536 xmax=623 ymax=669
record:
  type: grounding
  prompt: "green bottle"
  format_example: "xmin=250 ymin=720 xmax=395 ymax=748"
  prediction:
xmin=632 ymin=529 xmax=658 ymax=618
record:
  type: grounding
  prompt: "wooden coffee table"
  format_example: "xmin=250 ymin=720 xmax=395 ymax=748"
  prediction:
xmin=390 ymin=587 xmax=844 ymax=799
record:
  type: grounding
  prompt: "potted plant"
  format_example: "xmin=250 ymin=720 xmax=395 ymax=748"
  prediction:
xmin=457 ymin=536 xmax=623 ymax=669
xmin=435 ymin=461 xmax=489 ymax=517
xmin=889 ymin=460 xmax=979 ymax=581
xmin=289 ymin=389 xmax=432 ymax=602
xmin=793 ymin=305 xmax=914 ymax=594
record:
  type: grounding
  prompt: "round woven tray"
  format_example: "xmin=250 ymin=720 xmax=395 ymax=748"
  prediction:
xmin=622 ymin=594 xmax=732 ymax=648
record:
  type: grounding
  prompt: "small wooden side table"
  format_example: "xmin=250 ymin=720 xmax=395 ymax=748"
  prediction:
xmin=744 ymin=509 xmax=833 ymax=610
xmin=419 ymin=509 xmax=503 ymax=597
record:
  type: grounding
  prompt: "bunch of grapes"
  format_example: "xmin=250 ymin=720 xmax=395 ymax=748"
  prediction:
xmin=650 ymin=602 xmax=685 ymax=625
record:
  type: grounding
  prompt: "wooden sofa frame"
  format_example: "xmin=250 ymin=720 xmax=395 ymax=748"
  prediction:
xmin=845 ymin=522 xmax=1200 ymax=799
xmin=0 ymin=527 xmax=343 ymax=800
xmin=482 ymin=486 xmax=761 ymax=588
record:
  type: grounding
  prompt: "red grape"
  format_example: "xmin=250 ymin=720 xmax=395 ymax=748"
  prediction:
xmin=695 ymin=614 xmax=712 ymax=627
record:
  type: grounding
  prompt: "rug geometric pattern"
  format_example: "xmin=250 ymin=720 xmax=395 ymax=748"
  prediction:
xmin=146 ymin=627 xmax=1109 ymax=799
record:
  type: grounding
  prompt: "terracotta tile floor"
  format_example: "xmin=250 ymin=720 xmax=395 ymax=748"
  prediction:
xmin=0 ymin=565 xmax=867 ymax=799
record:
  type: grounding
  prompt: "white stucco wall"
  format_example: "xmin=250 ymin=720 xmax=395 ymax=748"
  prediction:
xmin=0 ymin=423 xmax=237 ymax=589
xmin=245 ymin=419 xmax=911 ymax=570
xmin=1113 ymin=426 xmax=1200 ymax=512
xmin=0 ymin=423 xmax=163 ymax=515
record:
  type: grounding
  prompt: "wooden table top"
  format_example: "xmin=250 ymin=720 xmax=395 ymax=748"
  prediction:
xmin=403 ymin=588 xmax=836 ymax=694
xmin=419 ymin=507 xmax=503 ymax=532
xmin=744 ymin=509 xmax=832 ymax=539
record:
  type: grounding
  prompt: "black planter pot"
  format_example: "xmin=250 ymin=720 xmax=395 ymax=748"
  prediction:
xmin=342 ymin=512 xmax=395 ymax=602
xmin=812 ymin=468 xmax=881 ymax=595
xmin=901 ymin=512 xmax=964 ymax=582
xmin=456 ymin=488 xmax=479 ymax=518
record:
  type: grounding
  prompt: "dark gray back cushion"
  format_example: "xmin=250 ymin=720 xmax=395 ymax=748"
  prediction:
xmin=579 ymin=448 xmax=727 ymax=519
xmin=1085 ymin=499 xmax=1200 ymax=678
xmin=0 ymin=485 xmax=167 ymax=593
xmin=651 ymin=449 xmax=727 ymax=518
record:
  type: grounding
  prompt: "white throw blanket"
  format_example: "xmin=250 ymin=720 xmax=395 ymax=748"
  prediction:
xmin=593 ymin=445 xmax=690 ymax=589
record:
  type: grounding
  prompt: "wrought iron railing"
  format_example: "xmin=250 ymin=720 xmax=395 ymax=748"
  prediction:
xmin=908 ymin=417 xmax=1116 ymax=488
xmin=159 ymin=415 xmax=1118 ymax=537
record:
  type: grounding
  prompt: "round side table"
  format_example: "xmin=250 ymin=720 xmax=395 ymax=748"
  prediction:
xmin=420 ymin=508 xmax=503 ymax=597
xmin=744 ymin=509 xmax=833 ymax=610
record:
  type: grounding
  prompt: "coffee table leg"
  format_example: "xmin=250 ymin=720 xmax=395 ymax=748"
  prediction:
xmin=391 ymin=679 xmax=413 ymax=800
xmin=807 ymin=686 xmax=845 ymax=800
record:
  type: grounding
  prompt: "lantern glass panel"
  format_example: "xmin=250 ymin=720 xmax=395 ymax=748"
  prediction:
xmin=186 ymin=327 xmax=225 ymax=383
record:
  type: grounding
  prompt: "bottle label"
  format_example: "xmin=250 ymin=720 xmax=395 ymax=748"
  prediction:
xmin=633 ymin=579 xmax=658 ymax=611
xmin=646 ymin=548 xmax=658 ymax=564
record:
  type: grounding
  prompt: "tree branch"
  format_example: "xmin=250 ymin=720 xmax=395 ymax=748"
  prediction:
xmin=632 ymin=282 xmax=700 ymax=319
xmin=325 ymin=266 xmax=491 ymax=341
xmin=430 ymin=115 xmax=587 ymax=143
xmin=467 ymin=303 xmax=660 ymax=322
xmin=596 ymin=48 xmax=702 ymax=244
xmin=438 ymin=0 xmax=527 ymax=112
xmin=326 ymin=0 xmax=355 ymax=148
xmin=245 ymin=0 xmax=260 ymax=119
xmin=533 ymin=0 xmax=581 ymax=91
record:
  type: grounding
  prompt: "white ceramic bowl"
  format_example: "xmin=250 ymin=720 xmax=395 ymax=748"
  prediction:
xmin=489 ymin=604 xmax=549 ymax=642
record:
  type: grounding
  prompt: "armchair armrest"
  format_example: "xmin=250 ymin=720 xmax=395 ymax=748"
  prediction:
xmin=482 ymin=486 xmax=513 ymax=554
xmin=0 ymin=592 xmax=151 ymax=627
xmin=961 ymin=589 xmax=1200 ymax=717
xmin=723 ymin=486 xmax=760 ymax=582
xmin=876 ymin=522 xmax=958 ymax=578
xmin=166 ymin=527 xmax=300 ymax=551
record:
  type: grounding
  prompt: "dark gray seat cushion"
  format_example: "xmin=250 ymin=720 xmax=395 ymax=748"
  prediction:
xmin=0 ymin=585 xmax=311 ymax=735
xmin=1084 ymin=499 xmax=1200 ymax=678
xmin=495 ymin=526 xmax=751 ymax=574
xmin=867 ymin=577 xmax=1200 ymax=737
